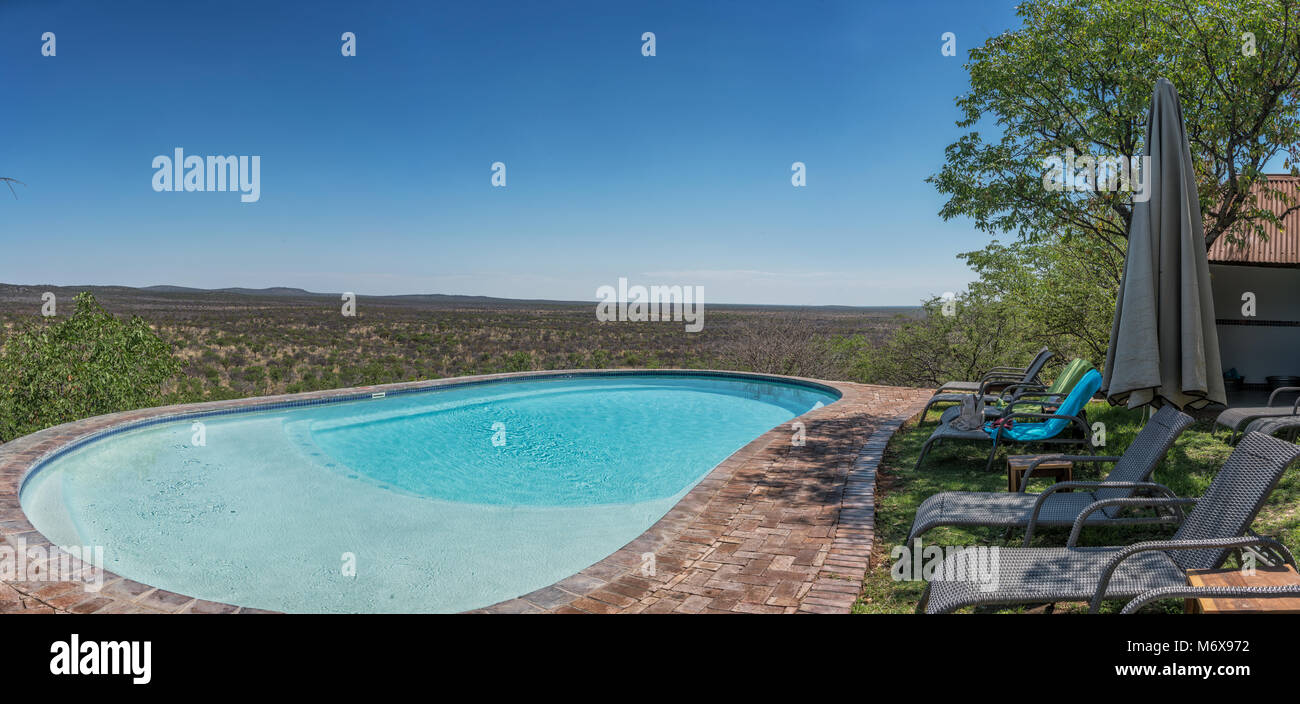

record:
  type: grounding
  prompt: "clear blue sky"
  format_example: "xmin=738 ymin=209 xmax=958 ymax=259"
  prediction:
xmin=1 ymin=0 xmax=1023 ymax=305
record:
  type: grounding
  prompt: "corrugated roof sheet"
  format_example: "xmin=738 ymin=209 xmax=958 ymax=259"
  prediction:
xmin=1207 ymin=175 xmax=1300 ymax=265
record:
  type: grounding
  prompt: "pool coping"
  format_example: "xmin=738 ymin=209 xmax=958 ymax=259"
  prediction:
xmin=0 ymin=369 xmax=931 ymax=614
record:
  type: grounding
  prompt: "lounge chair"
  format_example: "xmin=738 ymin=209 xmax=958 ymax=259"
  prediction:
xmin=1214 ymin=386 xmax=1300 ymax=442
xmin=931 ymin=347 xmax=1053 ymax=395
xmin=915 ymin=369 xmax=1103 ymax=472
xmin=1245 ymin=415 xmax=1300 ymax=443
xmin=917 ymin=431 xmax=1300 ymax=613
xmin=934 ymin=357 xmax=1093 ymax=425
xmin=907 ymin=405 xmax=1194 ymax=543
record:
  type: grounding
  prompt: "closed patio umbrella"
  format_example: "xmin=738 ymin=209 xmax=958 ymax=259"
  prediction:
xmin=1103 ymin=78 xmax=1225 ymax=411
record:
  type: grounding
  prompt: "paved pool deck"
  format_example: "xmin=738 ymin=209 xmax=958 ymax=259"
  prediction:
xmin=0 ymin=370 xmax=931 ymax=614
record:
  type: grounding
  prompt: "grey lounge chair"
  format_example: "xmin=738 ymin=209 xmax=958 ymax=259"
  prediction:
xmin=1245 ymin=415 xmax=1300 ymax=442
xmin=907 ymin=405 xmax=1194 ymax=543
xmin=1215 ymin=386 xmax=1300 ymax=442
xmin=925 ymin=348 xmax=1055 ymax=423
xmin=930 ymin=345 xmax=1050 ymax=397
xmin=917 ymin=431 xmax=1300 ymax=614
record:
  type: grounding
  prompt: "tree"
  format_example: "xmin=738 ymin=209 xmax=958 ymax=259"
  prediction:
xmin=848 ymin=295 xmax=1039 ymax=388
xmin=724 ymin=313 xmax=858 ymax=380
xmin=930 ymin=0 xmax=1300 ymax=252
xmin=0 ymin=292 xmax=180 ymax=442
xmin=960 ymin=231 xmax=1122 ymax=365
xmin=1 ymin=177 xmax=22 ymax=199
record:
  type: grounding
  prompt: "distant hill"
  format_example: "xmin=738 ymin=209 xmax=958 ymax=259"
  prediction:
xmin=141 ymin=284 xmax=594 ymax=306
xmin=0 ymin=282 xmax=922 ymax=315
xmin=142 ymin=285 xmax=318 ymax=297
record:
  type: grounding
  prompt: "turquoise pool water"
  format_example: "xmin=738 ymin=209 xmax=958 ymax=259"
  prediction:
xmin=20 ymin=373 xmax=837 ymax=613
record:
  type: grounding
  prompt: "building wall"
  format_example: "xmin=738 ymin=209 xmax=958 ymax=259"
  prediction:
xmin=1209 ymin=263 xmax=1300 ymax=383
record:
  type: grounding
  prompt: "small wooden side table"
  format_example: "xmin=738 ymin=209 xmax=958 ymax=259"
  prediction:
xmin=1185 ymin=565 xmax=1300 ymax=613
xmin=1006 ymin=454 xmax=1073 ymax=492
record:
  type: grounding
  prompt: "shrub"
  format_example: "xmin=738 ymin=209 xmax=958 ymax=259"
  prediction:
xmin=723 ymin=313 xmax=858 ymax=380
xmin=849 ymin=294 xmax=1037 ymax=387
xmin=0 ymin=292 xmax=180 ymax=442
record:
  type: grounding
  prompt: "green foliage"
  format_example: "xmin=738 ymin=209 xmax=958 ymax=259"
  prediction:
xmin=930 ymin=0 xmax=1300 ymax=252
xmin=959 ymin=231 xmax=1123 ymax=365
xmin=500 ymin=351 xmax=534 ymax=373
xmin=0 ymin=292 xmax=180 ymax=442
xmin=909 ymin=0 xmax=1300 ymax=373
xmin=848 ymin=295 xmax=1038 ymax=387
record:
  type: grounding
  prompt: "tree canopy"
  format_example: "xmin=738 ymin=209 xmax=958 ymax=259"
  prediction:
xmin=930 ymin=0 xmax=1300 ymax=252
xmin=0 ymin=292 xmax=179 ymax=442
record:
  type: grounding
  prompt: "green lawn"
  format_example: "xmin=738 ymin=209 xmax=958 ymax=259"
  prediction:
xmin=855 ymin=402 xmax=1300 ymax=614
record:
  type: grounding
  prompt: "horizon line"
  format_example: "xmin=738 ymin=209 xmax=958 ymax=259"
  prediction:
xmin=0 ymin=282 xmax=924 ymax=310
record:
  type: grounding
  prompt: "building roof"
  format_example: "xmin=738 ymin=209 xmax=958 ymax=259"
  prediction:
xmin=1207 ymin=175 xmax=1300 ymax=266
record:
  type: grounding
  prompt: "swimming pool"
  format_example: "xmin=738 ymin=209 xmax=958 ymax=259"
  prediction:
xmin=19 ymin=372 xmax=839 ymax=613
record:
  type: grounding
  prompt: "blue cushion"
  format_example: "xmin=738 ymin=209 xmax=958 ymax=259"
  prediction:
xmin=984 ymin=368 xmax=1102 ymax=441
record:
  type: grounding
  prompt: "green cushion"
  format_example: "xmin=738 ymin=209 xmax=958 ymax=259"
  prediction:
xmin=1047 ymin=358 xmax=1092 ymax=394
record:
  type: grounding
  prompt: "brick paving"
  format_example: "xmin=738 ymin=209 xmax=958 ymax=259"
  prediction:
xmin=0 ymin=370 xmax=930 ymax=614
